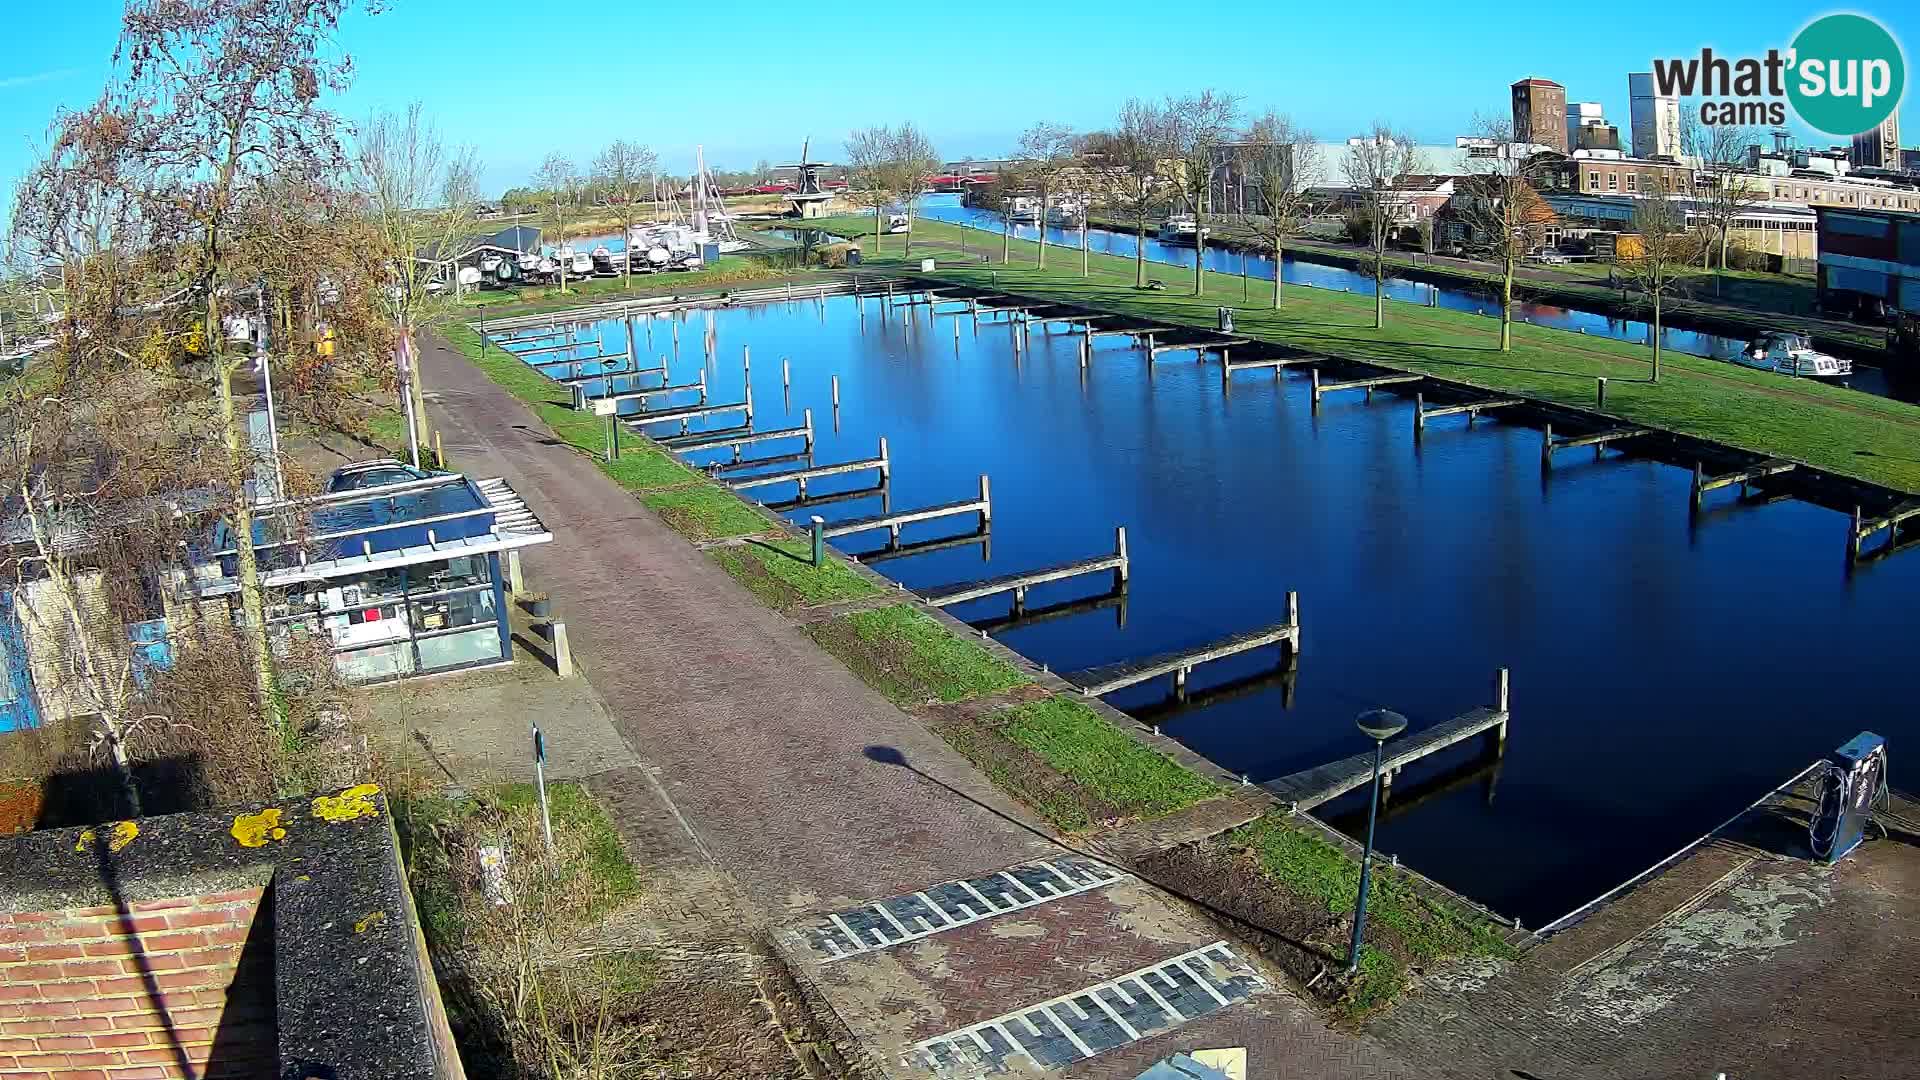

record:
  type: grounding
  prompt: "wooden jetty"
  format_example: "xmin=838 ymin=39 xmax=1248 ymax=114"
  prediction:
xmin=1540 ymin=423 xmax=1650 ymax=466
xmin=1849 ymin=500 xmax=1920 ymax=563
xmin=706 ymin=450 xmax=812 ymax=476
xmin=553 ymin=362 xmax=665 ymax=386
xmin=1066 ymin=595 xmax=1299 ymax=697
xmin=1148 ymin=335 xmax=1247 ymax=361
xmin=822 ymin=475 xmax=991 ymax=542
xmin=1223 ymin=353 xmax=1318 ymax=379
xmin=584 ymin=373 xmax=707 ymax=409
xmin=618 ymin=396 xmax=746 ymax=431
xmin=727 ymin=438 xmax=889 ymax=496
xmin=1690 ymin=459 xmax=1797 ymax=513
xmin=661 ymin=412 xmax=814 ymax=460
xmin=1263 ymin=669 xmax=1511 ymax=814
xmin=515 ymin=340 xmax=600 ymax=359
xmin=854 ymin=528 xmax=989 ymax=565
xmin=1311 ymin=369 xmax=1423 ymax=406
xmin=922 ymin=527 xmax=1128 ymax=608
xmin=766 ymin=483 xmax=887 ymax=515
xmin=1413 ymin=393 xmax=1522 ymax=433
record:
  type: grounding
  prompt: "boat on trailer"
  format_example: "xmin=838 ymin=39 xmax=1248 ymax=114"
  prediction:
xmin=1158 ymin=213 xmax=1205 ymax=245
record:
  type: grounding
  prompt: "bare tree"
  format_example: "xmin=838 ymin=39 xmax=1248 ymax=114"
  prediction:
xmin=534 ymin=153 xmax=577 ymax=291
xmin=1458 ymin=114 xmax=1557 ymax=351
xmin=30 ymin=0 xmax=368 ymax=731
xmin=1163 ymin=91 xmax=1241 ymax=295
xmin=1681 ymin=109 xmax=1763 ymax=286
xmin=1233 ymin=111 xmax=1320 ymax=309
xmin=844 ymin=126 xmax=898 ymax=256
xmin=1015 ymin=122 xmax=1077 ymax=270
xmin=1619 ymin=176 xmax=1700 ymax=383
xmin=1086 ymin=99 xmax=1175 ymax=289
xmin=353 ymin=104 xmax=480 ymax=466
xmin=1343 ymin=124 xmax=1422 ymax=329
xmin=890 ymin=124 xmax=939 ymax=256
xmin=593 ymin=139 xmax=658 ymax=282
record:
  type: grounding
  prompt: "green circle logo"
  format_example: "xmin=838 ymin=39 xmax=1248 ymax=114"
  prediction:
xmin=1788 ymin=14 xmax=1905 ymax=137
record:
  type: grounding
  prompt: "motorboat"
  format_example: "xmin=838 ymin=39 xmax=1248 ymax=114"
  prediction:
xmin=1737 ymin=330 xmax=1852 ymax=378
xmin=1007 ymin=196 xmax=1040 ymax=224
xmin=455 ymin=266 xmax=484 ymax=290
xmin=885 ymin=213 xmax=911 ymax=234
xmin=1157 ymin=214 xmax=1205 ymax=245
xmin=568 ymin=250 xmax=594 ymax=278
xmin=591 ymin=246 xmax=616 ymax=275
xmin=537 ymin=257 xmax=559 ymax=281
xmin=1045 ymin=199 xmax=1084 ymax=228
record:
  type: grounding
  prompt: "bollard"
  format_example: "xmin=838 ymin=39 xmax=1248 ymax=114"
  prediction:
xmin=1596 ymin=376 xmax=1608 ymax=410
xmin=811 ymin=516 xmax=825 ymax=566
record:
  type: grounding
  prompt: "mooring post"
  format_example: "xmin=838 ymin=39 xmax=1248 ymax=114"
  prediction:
xmin=672 ymin=319 xmax=679 ymax=348
xmin=811 ymin=516 xmax=825 ymax=567
xmin=1494 ymin=666 xmax=1511 ymax=751
xmin=1115 ymin=525 xmax=1130 ymax=582
xmin=878 ymin=436 xmax=891 ymax=482
xmin=1414 ymin=392 xmax=1426 ymax=434
xmin=1541 ymin=423 xmax=1554 ymax=469
xmin=743 ymin=378 xmax=754 ymax=425
xmin=1286 ymin=590 xmax=1301 ymax=654
xmin=698 ymin=366 xmax=708 ymax=403
xmin=1691 ymin=462 xmax=1705 ymax=514
xmin=803 ymin=408 xmax=815 ymax=451
xmin=1310 ymin=367 xmax=1322 ymax=409
xmin=743 ymin=345 xmax=751 ymax=379
xmin=782 ymin=357 xmax=790 ymax=391
xmin=832 ymin=374 xmax=840 ymax=410
xmin=1596 ymin=376 xmax=1608 ymax=410
xmin=978 ymin=474 xmax=992 ymax=526
xmin=1849 ymin=506 xmax=1863 ymax=563
xmin=1174 ymin=666 xmax=1188 ymax=695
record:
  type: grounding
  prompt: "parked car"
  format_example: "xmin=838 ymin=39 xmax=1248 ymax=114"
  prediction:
xmin=1526 ymin=247 xmax=1571 ymax=265
xmin=326 ymin=458 xmax=438 ymax=493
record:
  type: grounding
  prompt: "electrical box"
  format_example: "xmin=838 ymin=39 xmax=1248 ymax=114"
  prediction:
xmin=1812 ymin=731 xmax=1887 ymax=864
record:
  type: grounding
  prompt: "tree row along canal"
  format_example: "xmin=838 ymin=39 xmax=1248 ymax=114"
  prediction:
xmin=483 ymin=291 xmax=1919 ymax=928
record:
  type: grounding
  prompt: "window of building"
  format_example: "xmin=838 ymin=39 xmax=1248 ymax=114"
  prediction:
xmin=1626 ymin=174 xmax=1637 ymax=192
xmin=1588 ymin=170 xmax=1600 ymax=190
xmin=1607 ymin=173 xmax=1618 ymax=191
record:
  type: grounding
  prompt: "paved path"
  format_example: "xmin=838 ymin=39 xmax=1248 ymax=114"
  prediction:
xmin=418 ymin=334 xmax=1415 ymax=1079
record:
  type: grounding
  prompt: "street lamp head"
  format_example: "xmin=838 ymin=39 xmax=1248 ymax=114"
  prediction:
xmin=1356 ymin=708 xmax=1409 ymax=742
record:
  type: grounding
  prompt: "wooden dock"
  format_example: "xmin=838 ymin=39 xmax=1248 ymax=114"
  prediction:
xmin=727 ymin=439 xmax=889 ymax=495
xmin=766 ymin=483 xmax=887 ymax=514
xmin=554 ymin=363 xmax=665 ymax=386
xmin=1148 ymin=335 xmax=1247 ymax=360
xmin=1223 ymin=353 xmax=1318 ymax=378
xmin=1849 ymin=500 xmax=1920 ymax=562
xmin=585 ymin=373 xmax=707 ymax=408
xmin=1691 ymin=459 xmax=1797 ymax=512
xmin=822 ymin=475 xmax=990 ymax=542
xmin=1541 ymin=423 xmax=1650 ymax=465
xmin=1066 ymin=596 xmax=1299 ymax=697
xmin=514 ymin=340 xmax=597 ymax=359
xmin=1311 ymin=370 xmax=1424 ymax=406
xmin=1413 ymin=393 xmax=1522 ymax=432
xmin=922 ymin=527 xmax=1128 ymax=607
xmin=1133 ymin=661 xmax=1297 ymax=727
xmin=661 ymin=412 xmax=813 ymax=459
xmin=971 ymin=588 xmax=1125 ymax=635
xmin=619 ymin=397 xmax=748 ymax=429
xmin=1263 ymin=671 xmax=1511 ymax=813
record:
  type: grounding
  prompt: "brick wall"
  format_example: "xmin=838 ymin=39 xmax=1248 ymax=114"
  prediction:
xmin=0 ymin=888 xmax=276 ymax=1080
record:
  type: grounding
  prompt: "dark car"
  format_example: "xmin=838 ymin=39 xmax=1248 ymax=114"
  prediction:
xmin=326 ymin=459 xmax=437 ymax=493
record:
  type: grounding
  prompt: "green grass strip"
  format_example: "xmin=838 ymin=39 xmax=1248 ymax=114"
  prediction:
xmin=640 ymin=485 xmax=772 ymax=541
xmin=998 ymin=697 xmax=1216 ymax=819
xmin=709 ymin=538 xmax=878 ymax=612
xmin=808 ymin=603 xmax=1027 ymax=705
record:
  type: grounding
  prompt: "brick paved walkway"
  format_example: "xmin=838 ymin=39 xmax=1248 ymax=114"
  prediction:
xmin=419 ymin=335 xmax=1416 ymax=1079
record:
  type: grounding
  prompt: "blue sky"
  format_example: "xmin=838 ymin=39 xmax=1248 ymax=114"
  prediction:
xmin=2 ymin=1 xmax=1915 ymax=198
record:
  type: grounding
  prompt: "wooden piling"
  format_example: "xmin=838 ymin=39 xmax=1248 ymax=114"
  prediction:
xmin=1541 ymin=423 xmax=1553 ymax=469
xmin=1116 ymin=526 xmax=1130 ymax=582
xmin=832 ymin=375 xmax=840 ymax=410
xmin=1286 ymin=591 xmax=1300 ymax=654
xmin=782 ymin=357 xmax=790 ymax=390
xmin=878 ymin=436 xmax=891 ymax=482
xmin=978 ymin=474 xmax=992 ymax=526
xmin=804 ymin=408 xmax=815 ymax=451
xmin=1596 ymin=377 xmax=1608 ymax=410
xmin=1414 ymin=393 xmax=1426 ymax=433
xmin=1850 ymin=505 xmax=1863 ymax=563
xmin=1691 ymin=462 xmax=1704 ymax=514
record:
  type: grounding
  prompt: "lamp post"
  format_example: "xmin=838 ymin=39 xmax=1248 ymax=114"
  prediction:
xmin=1347 ymin=707 xmax=1408 ymax=975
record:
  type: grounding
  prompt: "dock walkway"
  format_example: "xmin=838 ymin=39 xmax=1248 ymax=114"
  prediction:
xmin=1262 ymin=704 xmax=1509 ymax=813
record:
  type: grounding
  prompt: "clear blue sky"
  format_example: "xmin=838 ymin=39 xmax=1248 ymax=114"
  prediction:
xmin=2 ymin=1 xmax=1915 ymax=198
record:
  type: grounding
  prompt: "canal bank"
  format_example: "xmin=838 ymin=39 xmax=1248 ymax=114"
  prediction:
xmin=798 ymin=213 xmax=1920 ymax=496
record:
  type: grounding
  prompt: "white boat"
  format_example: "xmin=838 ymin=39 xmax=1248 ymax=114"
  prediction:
xmin=568 ymin=251 xmax=593 ymax=277
xmin=1157 ymin=214 xmax=1205 ymax=245
xmin=1045 ymin=200 xmax=1084 ymax=228
xmin=885 ymin=213 xmax=911 ymax=234
xmin=1007 ymin=196 xmax=1040 ymax=224
xmin=1738 ymin=330 xmax=1852 ymax=378
xmin=590 ymin=246 xmax=615 ymax=275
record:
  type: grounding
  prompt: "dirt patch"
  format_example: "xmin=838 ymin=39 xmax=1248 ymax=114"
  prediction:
xmin=1137 ymin=839 xmax=1349 ymax=1003
xmin=925 ymin=712 xmax=1121 ymax=834
xmin=0 ymin=780 xmax=43 ymax=834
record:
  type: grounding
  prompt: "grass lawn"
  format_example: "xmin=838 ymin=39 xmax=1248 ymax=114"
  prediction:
xmin=998 ymin=696 xmax=1217 ymax=818
xmin=1221 ymin=812 xmax=1515 ymax=1019
xmin=803 ymin=213 xmax=1920 ymax=494
xmin=805 ymin=603 xmax=1027 ymax=706
xmin=708 ymin=538 xmax=879 ymax=612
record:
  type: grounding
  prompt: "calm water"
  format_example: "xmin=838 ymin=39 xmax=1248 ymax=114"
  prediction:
xmin=491 ymin=297 xmax=1919 ymax=926
xmin=910 ymin=195 xmax=1904 ymax=402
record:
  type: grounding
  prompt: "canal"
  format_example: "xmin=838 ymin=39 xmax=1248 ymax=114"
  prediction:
xmin=909 ymin=194 xmax=1905 ymax=402
xmin=493 ymin=294 xmax=1920 ymax=928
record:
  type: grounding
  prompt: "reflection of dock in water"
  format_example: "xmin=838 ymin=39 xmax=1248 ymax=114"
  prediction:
xmin=966 ymin=585 xmax=1128 ymax=636
xmin=1131 ymin=656 xmax=1299 ymax=727
xmin=1322 ymin=745 xmax=1504 ymax=829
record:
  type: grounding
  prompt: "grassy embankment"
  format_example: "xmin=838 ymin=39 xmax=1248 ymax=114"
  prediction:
xmin=800 ymin=212 xmax=1920 ymax=494
xmin=440 ymin=268 xmax=1518 ymax=1017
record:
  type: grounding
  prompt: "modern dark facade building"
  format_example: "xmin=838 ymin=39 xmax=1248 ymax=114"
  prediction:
xmin=1815 ymin=205 xmax=1920 ymax=319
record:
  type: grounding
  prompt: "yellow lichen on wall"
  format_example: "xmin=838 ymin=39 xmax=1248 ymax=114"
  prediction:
xmin=354 ymin=910 xmax=387 ymax=934
xmin=311 ymin=783 xmax=382 ymax=824
xmin=74 ymin=821 xmax=140 ymax=854
xmin=232 ymin=808 xmax=288 ymax=847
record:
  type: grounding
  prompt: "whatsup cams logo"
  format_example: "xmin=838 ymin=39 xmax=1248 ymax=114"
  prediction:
xmin=1652 ymin=13 xmax=1905 ymax=135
